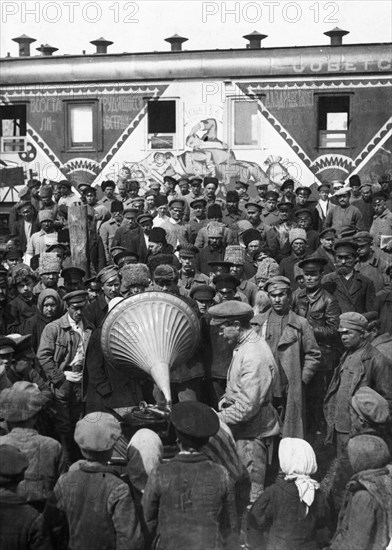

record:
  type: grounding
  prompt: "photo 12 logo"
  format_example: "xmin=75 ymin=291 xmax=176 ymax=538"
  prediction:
xmin=201 ymin=1 xmax=340 ymax=24
xmin=1 ymin=1 xmax=140 ymax=24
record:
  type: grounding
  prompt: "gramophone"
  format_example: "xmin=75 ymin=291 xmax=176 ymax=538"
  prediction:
xmin=100 ymin=291 xmax=200 ymax=453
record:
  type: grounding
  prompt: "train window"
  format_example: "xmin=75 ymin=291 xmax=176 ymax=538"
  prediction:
xmin=0 ymin=105 xmax=27 ymax=154
xmin=147 ymin=100 xmax=177 ymax=149
xmin=318 ymin=96 xmax=350 ymax=148
xmin=65 ymin=102 xmax=98 ymax=151
xmin=230 ymin=99 xmax=260 ymax=148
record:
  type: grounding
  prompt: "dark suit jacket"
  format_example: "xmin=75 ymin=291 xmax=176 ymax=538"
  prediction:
xmin=12 ymin=218 xmax=40 ymax=253
xmin=322 ymin=271 xmax=376 ymax=314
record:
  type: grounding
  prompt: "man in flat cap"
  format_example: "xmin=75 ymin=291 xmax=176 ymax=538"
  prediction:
xmin=369 ymin=191 xmax=392 ymax=255
xmin=177 ymin=244 xmax=209 ymax=292
xmin=0 ymin=381 xmax=65 ymax=510
xmin=261 ymin=191 xmax=280 ymax=226
xmin=350 ymin=386 xmax=390 ymax=441
xmin=324 ymin=186 xmax=364 ymax=234
xmin=352 ymin=183 xmax=374 ymax=231
xmin=60 ymin=266 xmax=85 ymax=294
xmin=142 ymin=401 xmax=237 ymax=549
xmin=208 ymin=301 xmax=280 ymax=503
xmin=353 ymin=231 xmax=388 ymax=291
xmin=0 ymin=444 xmax=53 ymax=549
xmin=315 ymin=182 xmax=333 ymax=230
xmin=47 ymin=412 xmax=143 ymax=549
xmin=293 ymin=186 xmax=319 ymax=229
xmin=292 ymin=255 xmax=341 ymax=435
xmin=313 ymin=227 xmax=336 ymax=274
xmin=214 ymin=274 xmax=248 ymax=303
xmin=189 ymin=197 xmax=208 ymax=243
xmin=322 ymin=238 xmax=376 ymax=314
xmin=324 ymin=312 xmax=392 ymax=509
xmin=99 ymin=200 xmax=124 ymax=263
xmin=84 ymin=266 xmax=120 ymax=328
xmin=37 ymin=290 xmax=94 ymax=464
xmin=364 ymin=311 xmax=392 ymax=360
xmin=252 ymin=276 xmax=321 ymax=439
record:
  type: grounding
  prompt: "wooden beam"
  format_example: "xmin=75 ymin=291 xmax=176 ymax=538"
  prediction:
xmin=68 ymin=204 xmax=90 ymax=277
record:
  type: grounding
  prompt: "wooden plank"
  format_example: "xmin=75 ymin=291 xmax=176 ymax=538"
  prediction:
xmin=68 ymin=204 xmax=90 ymax=277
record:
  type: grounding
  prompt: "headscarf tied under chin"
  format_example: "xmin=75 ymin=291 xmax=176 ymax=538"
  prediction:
xmin=279 ymin=437 xmax=320 ymax=511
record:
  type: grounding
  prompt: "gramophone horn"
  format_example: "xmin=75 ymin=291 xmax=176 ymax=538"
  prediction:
xmin=100 ymin=291 xmax=200 ymax=406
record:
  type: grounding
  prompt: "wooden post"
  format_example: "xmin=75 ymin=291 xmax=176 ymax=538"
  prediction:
xmin=68 ymin=204 xmax=90 ymax=277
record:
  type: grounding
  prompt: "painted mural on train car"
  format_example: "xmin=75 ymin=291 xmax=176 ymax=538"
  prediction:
xmin=1 ymin=74 xmax=391 ymax=198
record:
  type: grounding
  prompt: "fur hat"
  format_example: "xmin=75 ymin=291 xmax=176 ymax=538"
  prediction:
xmin=289 ymin=228 xmax=307 ymax=244
xmin=120 ymin=264 xmax=150 ymax=290
xmin=39 ymin=252 xmax=62 ymax=275
xmin=224 ymin=245 xmax=246 ymax=265
xmin=207 ymin=204 xmax=222 ymax=219
xmin=348 ymin=435 xmax=390 ymax=474
xmin=206 ymin=222 xmax=224 ymax=238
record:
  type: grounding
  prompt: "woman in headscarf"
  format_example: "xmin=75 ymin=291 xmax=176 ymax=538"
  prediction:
xmin=248 ymin=437 xmax=328 ymax=550
xmin=23 ymin=288 xmax=63 ymax=352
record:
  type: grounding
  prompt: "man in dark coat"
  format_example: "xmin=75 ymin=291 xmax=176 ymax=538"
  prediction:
xmin=279 ymin=228 xmax=309 ymax=288
xmin=324 ymin=312 xmax=392 ymax=510
xmin=142 ymin=401 xmax=238 ymax=550
xmin=111 ymin=207 xmax=141 ymax=249
xmin=84 ymin=266 xmax=120 ymax=328
xmin=195 ymin=222 xmax=226 ymax=276
xmin=11 ymin=202 xmax=40 ymax=254
xmin=322 ymin=239 xmax=376 ymax=314
xmin=313 ymin=227 xmax=336 ymax=274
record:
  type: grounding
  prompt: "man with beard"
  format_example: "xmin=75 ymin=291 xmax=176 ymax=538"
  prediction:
xmin=254 ymin=182 xmax=268 ymax=208
xmin=222 ymin=190 xmax=246 ymax=230
xmin=194 ymin=204 xmax=234 ymax=249
xmin=352 ymin=183 xmax=374 ymax=231
xmin=280 ymin=178 xmax=296 ymax=205
xmin=203 ymin=177 xmax=225 ymax=209
xmin=279 ymin=228 xmax=308 ymax=288
xmin=292 ymin=186 xmax=319 ymax=229
xmin=98 ymin=180 xmax=118 ymax=209
xmin=225 ymin=246 xmax=258 ymax=306
xmin=84 ymin=266 xmax=120 ymax=328
xmin=241 ymin=228 xmax=265 ymax=279
xmin=177 ymin=244 xmax=209 ymax=292
xmin=313 ymin=228 xmax=336 ymax=274
xmin=325 ymin=186 xmax=364 ymax=233
xmin=196 ymin=222 xmax=226 ymax=276
xmin=8 ymin=267 xmax=38 ymax=335
xmin=322 ymin=239 xmax=376 ymax=314
xmin=33 ymin=252 xmax=62 ymax=298
xmin=292 ymin=256 xmax=341 ymax=435
xmin=294 ymin=209 xmax=320 ymax=254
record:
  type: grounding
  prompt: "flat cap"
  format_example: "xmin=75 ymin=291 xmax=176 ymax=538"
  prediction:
xmin=114 ymin=249 xmax=139 ymax=265
xmin=214 ymin=274 xmax=240 ymax=291
xmin=351 ymin=386 xmax=390 ymax=425
xmin=203 ymin=177 xmax=219 ymax=187
xmin=334 ymin=238 xmax=358 ymax=255
xmin=319 ymin=227 xmax=336 ymax=239
xmin=74 ymin=412 xmax=122 ymax=452
xmin=137 ymin=213 xmax=153 ymax=225
xmin=281 ymin=179 xmax=294 ymax=191
xmin=295 ymin=186 xmax=311 ymax=196
xmin=153 ymin=264 xmax=178 ymax=281
xmin=169 ymin=198 xmax=186 ymax=209
xmin=298 ymin=256 xmax=328 ymax=271
xmin=97 ymin=266 xmax=119 ymax=285
xmin=61 ymin=266 xmax=85 ymax=281
xmin=84 ymin=186 xmax=96 ymax=195
xmin=18 ymin=186 xmax=30 ymax=200
xmin=242 ymin=228 xmax=262 ymax=247
xmin=333 ymin=186 xmax=351 ymax=197
xmin=16 ymin=201 xmax=33 ymax=211
xmin=265 ymin=191 xmax=279 ymax=201
xmin=0 ymin=381 xmax=46 ymax=421
xmin=177 ymin=244 xmax=199 ymax=258
xmin=170 ymin=401 xmax=219 ymax=439
xmin=163 ymin=176 xmax=177 ymax=185
xmin=353 ymin=231 xmax=373 ymax=245
xmin=360 ymin=183 xmax=372 ymax=192
xmin=0 ymin=445 xmax=28 ymax=482
xmin=84 ymin=276 xmax=100 ymax=288
xmin=235 ymin=180 xmax=249 ymax=190
xmin=224 ymin=245 xmax=246 ymax=265
xmin=294 ymin=208 xmax=312 ymax=218
xmin=318 ymin=183 xmax=331 ymax=192
xmin=371 ymin=191 xmax=388 ymax=202
xmin=264 ymin=275 xmax=291 ymax=293
xmin=244 ymin=201 xmax=262 ymax=211
xmin=289 ymin=228 xmax=307 ymax=244
xmin=0 ymin=337 xmax=16 ymax=355
xmin=277 ymin=202 xmax=294 ymax=211
xmin=190 ymin=285 xmax=216 ymax=301
xmin=77 ymin=183 xmax=90 ymax=193
xmin=149 ymin=181 xmax=161 ymax=190
xmin=190 ymin=198 xmax=207 ymax=209
xmin=189 ymin=176 xmax=203 ymax=185
xmin=254 ymin=182 xmax=268 ymax=189
xmin=338 ymin=312 xmax=368 ymax=332
xmin=208 ymin=300 xmax=254 ymax=325
xmin=63 ymin=290 xmax=88 ymax=304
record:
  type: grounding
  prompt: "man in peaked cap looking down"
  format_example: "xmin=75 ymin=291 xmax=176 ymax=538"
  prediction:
xmin=324 ymin=311 xmax=392 ymax=510
xmin=142 ymin=401 xmax=238 ymax=550
xmin=208 ymin=300 xmax=280 ymax=504
xmin=37 ymin=290 xmax=94 ymax=465
xmin=46 ymin=412 xmax=143 ymax=549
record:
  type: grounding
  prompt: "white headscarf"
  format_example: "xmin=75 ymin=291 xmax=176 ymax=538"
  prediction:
xmin=126 ymin=429 xmax=163 ymax=492
xmin=279 ymin=437 xmax=320 ymax=511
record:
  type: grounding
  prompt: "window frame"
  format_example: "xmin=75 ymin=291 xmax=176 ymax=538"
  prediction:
xmin=64 ymin=99 xmax=101 ymax=153
xmin=0 ymin=104 xmax=27 ymax=154
xmin=227 ymin=96 xmax=263 ymax=150
xmin=316 ymin=93 xmax=353 ymax=150
xmin=145 ymin=98 xmax=181 ymax=151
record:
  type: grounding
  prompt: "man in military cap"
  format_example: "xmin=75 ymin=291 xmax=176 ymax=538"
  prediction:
xmin=143 ymin=401 xmax=236 ymax=550
xmin=177 ymin=244 xmax=209 ymax=292
xmin=322 ymin=238 xmax=376 ymax=314
xmin=60 ymin=265 xmax=85 ymax=294
xmin=271 ymin=201 xmax=297 ymax=259
xmin=37 ymin=290 xmax=94 ymax=464
xmin=252 ymin=276 xmax=321 ymax=439
xmin=352 ymin=183 xmax=374 ymax=231
xmin=112 ymin=206 xmax=141 ymax=250
xmin=189 ymin=197 xmax=208 ymax=243
xmin=325 ymin=186 xmax=364 ymax=234
xmin=313 ymin=227 xmax=336 ymax=274
xmin=84 ymin=266 xmax=120 ymax=328
xmin=99 ymin=200 xmax=124 ymax=263
xmin=203 ymin=176 xmax=225 ymax=209
xmin=214 ymin=274 xmax=247 ymax=303
xmin=208 ymin=301 xmax=280 ymax=502
xmin=129 ymin=212 xmax=154 ymax=264
xmin=47 ymin=412 xmax=143 ymax=549
xmin=353 ymin=231 xmax=388 ymax=291
xmin=369 ymin=191 xmax=392 ymax=254
xmin=324 ymin=312 xmax=392 ymax=509
xmin=292 ymin=255 xmax=341 ymax=434
xmin=293 ymin=186 xmax=319 ymax=229
xmin=207 ymin=260 xmax=232 ymax=282
xmin=0 ymin=445 xmax=52 ymax=549
xmin=350 ymin=386 xmax=390 ymax=440
xmin=188 ymin=176 xmax=204 ymax=201
xmin=261 ymin=191 xmax=280 ymax=226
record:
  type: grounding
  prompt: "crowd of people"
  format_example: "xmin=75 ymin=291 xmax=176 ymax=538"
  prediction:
xmin=0 ymin=172 xmax=392 ymax=549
